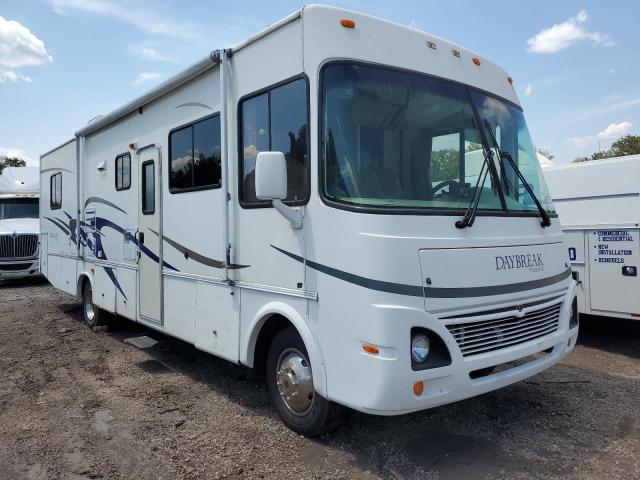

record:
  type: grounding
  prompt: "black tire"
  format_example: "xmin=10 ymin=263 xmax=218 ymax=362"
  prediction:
xmin=267 ymin=327 xmax=343 ymax=437
xmin=82 ymin=281 xmax=106 ymax=329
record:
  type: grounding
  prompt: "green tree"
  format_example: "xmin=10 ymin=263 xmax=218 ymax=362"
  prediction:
xmin=572 ymin=134 xmax=640 ymax=163
xmin=0 ymin=156 xmax=27 ymax=174
xmin=609 ymin=135 xmax=640 ymax=157
xmin=535 ymin=147 xmax=554 ymax=160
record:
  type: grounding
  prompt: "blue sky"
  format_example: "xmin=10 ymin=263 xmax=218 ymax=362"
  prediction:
xmin=1 ymin=0 xmax=639 ymax=165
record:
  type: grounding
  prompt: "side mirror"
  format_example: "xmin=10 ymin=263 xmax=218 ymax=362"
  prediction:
xmin=255 ymin=151 xmax=287 ymax=201
xmin=254 ymin=151 xmax=303 ymax=229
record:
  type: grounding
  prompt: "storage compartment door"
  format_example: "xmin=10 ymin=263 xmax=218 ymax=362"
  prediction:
xmin=588 ymin=228 xmax=640 ymax=314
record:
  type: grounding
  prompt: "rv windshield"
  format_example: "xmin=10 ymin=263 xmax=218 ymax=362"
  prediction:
xmin=321 ymin=62 xmax=555 ymax=214
xmin=0 ymin=198 xmax=39 ymax=220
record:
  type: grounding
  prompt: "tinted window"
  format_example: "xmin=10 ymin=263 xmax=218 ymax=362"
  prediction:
xmin=271 ymin=80 xmax=307 ymax=202
xmin=170 ymin=114 xmax=221 ymax=192
xmin=115 ymin=153 xmax=131 ymax=191
xmin=142 ymin=161 xmax=155 ymax=214
xmin=240 ymin=93 xmax=269 ymax=203
xmin=240 ymin=77 xmax=308 ymax=205
xmin=194 ymin=116 xmax=222 ymax=187
xmin=50 ymin=173 xmax=62 ymax=209
xmin=0 ymin=198 xmax=39 ymax=219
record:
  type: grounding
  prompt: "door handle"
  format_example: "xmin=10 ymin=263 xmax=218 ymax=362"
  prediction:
xmin=622 ymin=266 xmax=637 ymax=277
xmin=138 ymin=231 xmax=145 ymax=245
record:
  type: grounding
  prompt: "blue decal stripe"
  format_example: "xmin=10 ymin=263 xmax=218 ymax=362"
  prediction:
xmin=85 ymin=196 xmax=126 ymax=214
xmin=102 ymin=266 xmax=127 ymax=300
xmin=271 ymin=245 xmax=572 ymax=299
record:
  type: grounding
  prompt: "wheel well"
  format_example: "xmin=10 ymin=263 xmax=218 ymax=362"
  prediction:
xmin=77 ymin=274 xmax=90 ymax=299
xmin=253 ymin=314 xmax=293 ymax=373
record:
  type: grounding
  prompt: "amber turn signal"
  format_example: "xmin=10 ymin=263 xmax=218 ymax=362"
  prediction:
xmin=340 ymin=19 xmax=356 ymax=29
xmin=362 ymin=343 xmax=379 ymax=355
xmin=413 ymin=381 xmax=424 ymax=396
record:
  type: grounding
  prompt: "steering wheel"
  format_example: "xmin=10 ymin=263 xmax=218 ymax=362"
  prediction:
xmin=432 ymin=179 xmax=460 ymax=195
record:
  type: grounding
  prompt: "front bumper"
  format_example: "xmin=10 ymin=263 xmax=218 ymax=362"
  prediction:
xmin=0 ymin=259 xmax=41 ymax=280
xmin=333 ymin=283 xmax=578 ymax=415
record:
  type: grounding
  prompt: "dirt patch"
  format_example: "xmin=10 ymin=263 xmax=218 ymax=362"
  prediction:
xmin=1 ymin=279 xmax=639 ymax=479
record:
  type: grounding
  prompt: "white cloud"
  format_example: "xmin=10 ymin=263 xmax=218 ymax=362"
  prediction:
xmin=525 ymin=84 xmax=533 ymax=96
xmin=128 ymin=43 xmax=174 ymax=62
xmin=0 ymin=68 xmax=32 ymax=83
xmin=527 ymin=10 xmax=614 ymax=54
xmin=567 ymin=121 xmax=633 ymax=151
xmin=0 ymin=16 xmax=52 ymax=70
xmin=132 ymin=72 xmax=162 ymax=86
xmin=0 ymin=147 xmax=37 ymax=166
xmin=50 ymin=0 xmax=200 ymax=41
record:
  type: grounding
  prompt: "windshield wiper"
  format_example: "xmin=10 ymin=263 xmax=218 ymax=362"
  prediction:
xmin=482 ymin=120 xmax=552 ymax=228
xmin=455 ymin=150 xmax=492 ymax=229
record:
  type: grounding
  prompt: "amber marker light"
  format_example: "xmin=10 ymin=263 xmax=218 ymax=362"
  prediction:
xmin=507 ymin=76 xmax=513 ymax=85
xmin=472 ymin=57 xmax=481 ymax=66
xmin=340 ymin=19 xmax=356 ymax=29
xmin=362 ymin=343 xmax=379 ymax=355
xmin=413 ymin=381 xmax=424 ymax=396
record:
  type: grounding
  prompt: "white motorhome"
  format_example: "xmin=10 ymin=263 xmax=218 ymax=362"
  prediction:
xmin=40 ymin=6 xmax=578 ymax=435
xmin=545 ymin=155 xmax=640 ymax=320
xmin=0 ymin=166 xmax=40 ymax=280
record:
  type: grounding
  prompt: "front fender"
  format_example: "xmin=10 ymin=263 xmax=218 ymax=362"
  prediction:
xmin=241 ymin=301 xmax=327 ymax=398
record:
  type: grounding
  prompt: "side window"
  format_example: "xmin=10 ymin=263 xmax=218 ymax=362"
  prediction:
xmin=240 ymin=77 xmax=308 ymax=206
xmin=169 ymin=114 xmax=221 ymax=193
xmin=50 ymin=173 xmax=62 ymax=209
xmin=115 ymin=153 xmax=131 ymax=191
xmin=142 ymin=161 xmax=155 ymax=214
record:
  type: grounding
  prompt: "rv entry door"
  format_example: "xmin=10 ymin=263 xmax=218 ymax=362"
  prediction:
xmin=138 ymin=147 xmax=162 ymax=323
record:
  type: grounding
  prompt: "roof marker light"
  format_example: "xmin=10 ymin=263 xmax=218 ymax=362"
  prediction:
xmin=451 ymin=49 xmax=461 ymax=58
xmin=507 ymin=76 xmax=513 ymax=85
xmin=340 ymin=19 xmax=356 ymax=29
xmin=472 ymin=57 xmax=481 ymax=66
xmin=362 ymin=343 xmax=379 ymax=355
xmin=427 ymin=41 xmax=437 ymax=50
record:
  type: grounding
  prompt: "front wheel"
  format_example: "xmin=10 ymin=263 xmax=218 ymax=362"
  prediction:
xmin=266 ymin=327 xmax=343 ymax=437
xmin=82 ymin=281 xmax=106 ymax=329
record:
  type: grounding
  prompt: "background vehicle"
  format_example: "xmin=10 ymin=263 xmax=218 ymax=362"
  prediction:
xmin=0 ymin=166 xmax=40 ymax=280
xmin=40 ymin=5 xmax=578 ymax=435
xmin=545 ymin=154 xmax=640 ymax=320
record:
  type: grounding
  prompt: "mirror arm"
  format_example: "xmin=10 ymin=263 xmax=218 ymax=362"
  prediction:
xmin=272 ymin=199 xmax=303 ymax=229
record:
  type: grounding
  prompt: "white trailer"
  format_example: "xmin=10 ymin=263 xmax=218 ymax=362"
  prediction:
xmin=0 ymin=166 xmax=40 ymax=280
xmin=40 ymin=5 xmax=578 ymax=435
xmin=545 ymin=155 xmax=640 ymax=320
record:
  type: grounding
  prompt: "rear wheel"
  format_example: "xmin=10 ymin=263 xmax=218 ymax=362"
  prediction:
xmin=82 ymin=281 xmax=106 ymax=329
xmin=266 ymin=327 xmax=343 ymax=437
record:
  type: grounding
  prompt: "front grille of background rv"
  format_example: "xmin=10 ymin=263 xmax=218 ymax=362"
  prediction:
xmin=0 ymin=234 xmax=38 ymax=260
xmin=445 ymin=301 xmax=562 ymax=357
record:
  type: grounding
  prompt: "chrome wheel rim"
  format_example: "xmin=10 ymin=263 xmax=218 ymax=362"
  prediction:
xmin=84 ymin=288 xmax=95 ymax=323
xmin=84 ymin=302 xmax=95 ymax=322
xmin=276 ymin=348 xmax=314 ymax=416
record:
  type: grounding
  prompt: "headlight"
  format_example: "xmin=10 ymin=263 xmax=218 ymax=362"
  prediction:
xmin=411 ymin=334 xmax=430 ymax=363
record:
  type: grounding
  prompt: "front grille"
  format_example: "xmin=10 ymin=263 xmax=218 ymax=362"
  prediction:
xmin=446 ymin=302 xmax=562 ymax=357
xmin=0 ymin=234 xmax=38 ymax=260
xmin=0 ymin=262 xmax=34 ymax=271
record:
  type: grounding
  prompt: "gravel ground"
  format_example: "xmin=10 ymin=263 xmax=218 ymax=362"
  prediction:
xmin=1 ymin=278 xmax=639 ymax=480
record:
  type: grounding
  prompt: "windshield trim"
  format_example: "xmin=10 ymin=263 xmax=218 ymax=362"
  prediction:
xmin=317 ymin=59 xmax=557 ymax=218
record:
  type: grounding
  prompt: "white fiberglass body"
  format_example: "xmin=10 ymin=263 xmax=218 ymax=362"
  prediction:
xmin=545 ymin=155 xmax=640 ymax=321
xmin=39 ymin=5 xmax=577 ymax=427
xmin=0 ymin=167 xmax=40 ymax=279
